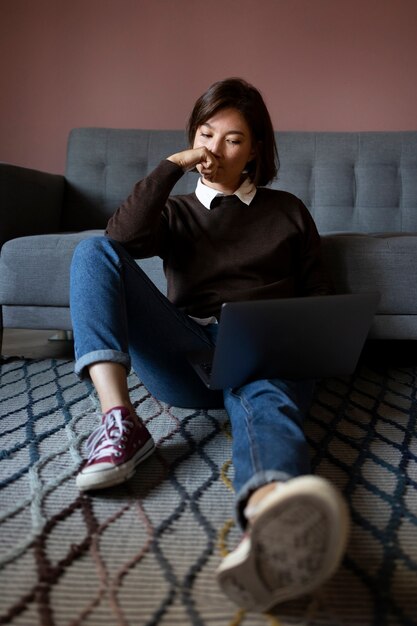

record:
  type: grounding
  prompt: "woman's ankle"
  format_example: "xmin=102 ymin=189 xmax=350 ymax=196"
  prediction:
xmin=244 ymin=481 xmax=282 ymax=522
xmin=102 ymin=404 xmax=140 ymax=424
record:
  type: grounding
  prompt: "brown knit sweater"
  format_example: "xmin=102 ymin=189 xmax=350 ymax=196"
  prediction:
xmin=106 ymin=159 xmax=330 ymax=318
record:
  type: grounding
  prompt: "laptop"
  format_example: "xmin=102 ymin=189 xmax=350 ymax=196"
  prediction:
xmin=187 ymin=292 xmax=380 ymax=389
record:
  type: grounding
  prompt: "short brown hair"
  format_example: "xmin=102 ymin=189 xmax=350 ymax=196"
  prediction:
xmin=187 ymin=78 xmax=278 ymax=186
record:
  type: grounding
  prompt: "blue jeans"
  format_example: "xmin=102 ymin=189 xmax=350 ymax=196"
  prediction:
xmin=70 ymin=236 xmax=314 ymax=527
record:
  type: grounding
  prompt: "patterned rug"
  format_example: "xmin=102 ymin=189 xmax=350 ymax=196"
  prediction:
xmin=1 ymin=352 xmax=417 ymax=626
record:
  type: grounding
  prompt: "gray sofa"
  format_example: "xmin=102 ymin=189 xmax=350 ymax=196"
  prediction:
xmin=1 ymin=128 xmax=417 ymax=354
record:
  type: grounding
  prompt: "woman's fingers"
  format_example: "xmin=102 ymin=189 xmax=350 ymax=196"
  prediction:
xmin=167 ymin=147 xmax=219 ymax=176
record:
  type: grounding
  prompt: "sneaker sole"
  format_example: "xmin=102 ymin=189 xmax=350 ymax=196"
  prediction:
xmin=216 ymin=475 xmax=350 ymax=612
xmin=76 ymin=437 xmax=156 ymax=491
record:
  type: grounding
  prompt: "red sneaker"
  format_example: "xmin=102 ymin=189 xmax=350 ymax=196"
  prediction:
xmin=76 ymin=406 xmax=155 ymax=491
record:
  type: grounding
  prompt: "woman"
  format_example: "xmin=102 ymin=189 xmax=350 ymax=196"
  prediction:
xmin=70 ymin=78 xmax=349 ymax=612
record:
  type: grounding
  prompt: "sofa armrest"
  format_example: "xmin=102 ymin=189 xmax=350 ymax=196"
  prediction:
xmin=0 ymin=163 xmax=65 ymax=247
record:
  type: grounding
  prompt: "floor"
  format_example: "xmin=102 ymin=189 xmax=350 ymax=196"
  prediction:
xmin=2 ymin=329 xmax=75 ymax=360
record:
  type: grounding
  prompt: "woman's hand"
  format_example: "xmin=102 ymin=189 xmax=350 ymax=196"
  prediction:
xmin=167 ymin=147 xmax=219 ymax=181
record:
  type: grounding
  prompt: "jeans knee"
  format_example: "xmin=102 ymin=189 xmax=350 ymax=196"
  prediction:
xmin=71 ymin=236 xmax=113 ymax=271
xmin=74 ymin=235 xmax=108 ymax=258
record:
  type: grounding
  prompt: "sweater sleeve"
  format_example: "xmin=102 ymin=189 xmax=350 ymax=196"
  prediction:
xmin=297 ymin=202 xmax=332 ymax=296
xmin=105 ymin=159 xmax=184 ymax=258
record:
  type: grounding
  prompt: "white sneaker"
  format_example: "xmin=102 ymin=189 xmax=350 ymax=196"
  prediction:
xmin=216 ymin=475 xmax=350 ymax=612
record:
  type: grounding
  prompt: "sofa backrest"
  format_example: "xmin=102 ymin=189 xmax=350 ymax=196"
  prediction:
xmin=63 ymin=128 xmax=417 ymax=234
xmin=275 ymin=131 xmax=417 ymax=233
xmin=62 ymin=129 xmax=198 ymax=231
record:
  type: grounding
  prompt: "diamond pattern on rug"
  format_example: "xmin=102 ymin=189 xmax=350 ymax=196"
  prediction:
xmin=1 ymin=358 xmax=417 ymax=626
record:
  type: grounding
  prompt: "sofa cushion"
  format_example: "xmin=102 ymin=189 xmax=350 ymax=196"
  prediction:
xmin=0 ymin=231 xmax=168 ymax=307
xmin=321 ymin=233 xmax=417 ymax=314
xmin=1 ymin=229 xmax=415 ymax=316
xmin=0 ymin=231 xmax=102 ymax=307
xmin=61 ymin=129 xmax=417 ymax=235
xmin=273 ymin=131 xmax=417 ymax=233
xmin=63 ymin=129 xmax=199 ymax=231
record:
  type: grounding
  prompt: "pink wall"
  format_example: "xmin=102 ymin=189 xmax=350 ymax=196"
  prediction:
xmin=1 ymin=0 xmax=417 ymax=173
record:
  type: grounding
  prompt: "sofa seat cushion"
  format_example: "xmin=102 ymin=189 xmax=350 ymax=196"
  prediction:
xmin=1 ymin=230 xmax=415 ymax=315
xmin=321 ymin=233 xmax=417 ymax=314
xmin=0 ymin=231 xmax=168 ymax=308
xmin=0 ymin=231 xmax=104 ymax=307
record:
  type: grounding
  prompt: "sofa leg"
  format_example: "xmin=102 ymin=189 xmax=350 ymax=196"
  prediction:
xmin=48 ymin=330 xmax=74 ymax=342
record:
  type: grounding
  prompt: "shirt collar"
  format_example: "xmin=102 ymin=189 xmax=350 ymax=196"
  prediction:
xmin=195 ymin=176 xmax=257 ymax=210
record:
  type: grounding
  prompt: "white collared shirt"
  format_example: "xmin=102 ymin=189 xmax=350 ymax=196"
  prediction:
xmin=195 ymin=176 xmax=257 ymax=209
xmin=190 ymin=176 xmax=257 ymax=325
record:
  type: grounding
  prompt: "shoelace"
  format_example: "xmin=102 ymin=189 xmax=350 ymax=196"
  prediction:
xmin=86 ymin=409 xmax=134 ymax=462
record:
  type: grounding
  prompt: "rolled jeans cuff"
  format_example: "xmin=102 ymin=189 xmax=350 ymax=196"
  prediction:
xmin=74 ymin=349 xmax=131 ymax=380
xmin=235 ymin=470 xmax=293 ymax=530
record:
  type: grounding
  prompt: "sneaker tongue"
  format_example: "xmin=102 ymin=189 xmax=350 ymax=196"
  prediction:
xmin=104 ymin=406 xmax=132 ymax=419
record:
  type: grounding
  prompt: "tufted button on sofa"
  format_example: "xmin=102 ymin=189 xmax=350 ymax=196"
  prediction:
xmin=1 ymin=129 xmax=417 ymax=353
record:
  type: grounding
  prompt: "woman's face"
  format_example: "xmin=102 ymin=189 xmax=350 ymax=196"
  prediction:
xmin=192 ymin=107 xmax=256 ymax=193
